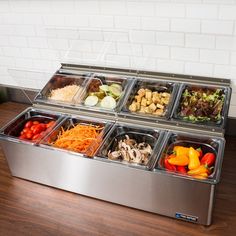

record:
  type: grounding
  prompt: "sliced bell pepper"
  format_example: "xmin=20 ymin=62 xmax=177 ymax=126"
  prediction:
xmin=168 ymin=154 xmax=189 ymax=166
xmin=176 ymin=166 xmax=187 ymax=174
xmin=164 ymin=158 xmax=176 ymax=171
xmin=196 ymin=147 xmax=203 ymax=159
xmin=173 ymin=146 xmax=189 ymax=157
xmin=188 ymin=147 xmax=201 ymax=170
xmin=201 ymin=153 xmax=216 ymax=167
xmin=187 ymin=164 xmax=209 ymax=175
xmin=192 ymin=173 xmax=208 ymax=180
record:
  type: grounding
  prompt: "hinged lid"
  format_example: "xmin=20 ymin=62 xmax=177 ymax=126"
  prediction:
xmin=33 ymin=63 xmax=231 ymax=137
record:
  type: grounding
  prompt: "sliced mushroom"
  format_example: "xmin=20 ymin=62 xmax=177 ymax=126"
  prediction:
xmin=124 ymin=135 xmax=136 ymax=146
xmin=121 ymin=149 xmax=129 ymax=162
xmin=108 ymin=150 xmax=121 ymax=160
xmin=138 ymin=143 xmax=152 ymax=156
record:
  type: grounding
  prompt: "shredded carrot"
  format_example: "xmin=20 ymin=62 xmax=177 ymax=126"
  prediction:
xmin=52 ymin=123 xmax=103 ymax=153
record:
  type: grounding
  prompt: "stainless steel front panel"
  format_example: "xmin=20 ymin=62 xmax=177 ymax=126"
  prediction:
xmin=0 ymin=139 xmax=214 ymax=225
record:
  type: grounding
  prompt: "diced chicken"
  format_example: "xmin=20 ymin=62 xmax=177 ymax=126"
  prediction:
xmin=141 ymin=97 xmax=147 ymax=106
xmin=146 ymin=99 xmax=152 ymax=105
xmin=154 ymin=109 xmax=164 ymax=116
xmin=137 ymin=88 xmax=145 ymax=97
xmin=139 ymin=106 xmax=146 ymax=113
xmin=161 ymin=97 xmax=170 ymax=105
xmin=129 ymin=102 xmax=137 ymax=112
xmin=149 ymin=103 xmax=157 ymax=112
xmin=135 ymin=95 xmax=142 ymax=103
xmin=161 ymin=92 xmax=170 ymax=98
xmin=156 ymin=103 xmax=164 ymax=109
xmin=144 ymin=107 xmax=151 ymax=113
xmin=145 ymin=90 xmax=152 ymax=100
xmin=136 ymin=102 xmax=141 ymax=110
xmin=128 ymin=87 xmax=171 ymax=116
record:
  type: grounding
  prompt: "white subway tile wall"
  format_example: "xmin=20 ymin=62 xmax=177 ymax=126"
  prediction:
xmin=0 ymin=0 xmax=236 ymax=116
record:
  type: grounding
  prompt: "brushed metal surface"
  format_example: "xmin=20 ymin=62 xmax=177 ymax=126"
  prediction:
xmin=61 ymin=63 xmax=231 ymax=86
xmin=0 ymin=139 xmax=214 ymax=225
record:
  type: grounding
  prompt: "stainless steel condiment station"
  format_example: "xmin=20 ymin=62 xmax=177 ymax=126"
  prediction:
xmin=0 ymin=64 xmax=231 ymax=225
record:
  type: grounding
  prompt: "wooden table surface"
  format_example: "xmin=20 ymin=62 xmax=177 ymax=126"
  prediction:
xmin=0 ymin=102 xmax=235 ymax=236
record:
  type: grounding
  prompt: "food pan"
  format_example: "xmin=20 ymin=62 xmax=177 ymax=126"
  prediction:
xmin=40 ymin=115 xmax=114 ymax=158
xmin=73 ymin=73 xmax=134 ymax=113
xmin=34 ymin=72 xmax=91 ymax=107
xmin=0 ymin=107 xmax=64 ymax=144
xmin=121 ymin=78 xmax=179 ymax=120
xmin=171 ymin=83 xmax=231 ymax=128
xmin=154 ymin=131 xmax=225 ymax=184
xmin=95 ymin=123 xmax=165 ymax=170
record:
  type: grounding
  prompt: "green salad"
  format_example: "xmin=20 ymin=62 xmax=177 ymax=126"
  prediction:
xmin=179 ymin=87 xmax=225 ymax=123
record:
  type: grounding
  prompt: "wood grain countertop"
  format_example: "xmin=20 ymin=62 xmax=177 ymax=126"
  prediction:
xmin=0 ymin=102 xmax=235 ymax=236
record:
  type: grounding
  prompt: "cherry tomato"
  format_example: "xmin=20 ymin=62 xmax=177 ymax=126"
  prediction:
xmin=25 ymin=131 xmax=33 ymax=139
xmin=23 ymin=127 xmax=31 ymax=133
xmin=39 ymin=123 xmax=47 ymax=131
xmin=19 ymin=119 xmax=56 ymax=142
xmin=38 ymin=131 xmax=45 ymax=139
xmin=25 ymin=121 xmax=33 ymax=128
xmin=32 ymin=134 xmax=40 ymax=140
xmin=33 ymin=121 xmax=40 ymax=125
xmin=19 ymin=134 xmax=27 ymax=140
xmin=30 ymin=124 xmax=37 ymax=131
xmin=32 ymin=125 xmax=42 ymax=135
xmin=46 ymin=121 xmax=56 ymax=128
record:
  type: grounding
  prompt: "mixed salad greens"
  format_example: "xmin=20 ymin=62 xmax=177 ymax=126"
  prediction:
xmin=179 ymin=87 xmax=225 ymax=123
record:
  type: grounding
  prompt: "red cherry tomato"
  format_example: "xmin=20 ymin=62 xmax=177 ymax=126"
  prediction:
xmin=46 ymin=121 xmax=56 ymax=128
xmin=33 ymin=121 xmax=40 ymax=125
xmin=25 ymin=131 xmax=33 ymax=139
xmin=25 ymin=121 xmax=33 ymax=128
xmin=19 ymin=134 xmax=27 ymax=140
xmin=39 ymin=123 xmax=47 ymax=131
xmin=30 ymin=124 xmax=38 ymax=131
xmin=32 ymin=134 xmax=40 ymax=140
xmin=19 ymin=119 xmax=56 ymax=141
xmin=23 ymin=127 xmax=31 ymax=133
xmin=32 ymin=125 xmax=42 ymax=135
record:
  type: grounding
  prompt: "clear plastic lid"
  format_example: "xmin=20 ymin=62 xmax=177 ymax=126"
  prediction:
xmin=45 ymin=27 xmax=155 ymax=71
xmin=6 ymin=68 xmax=54 ymax=105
